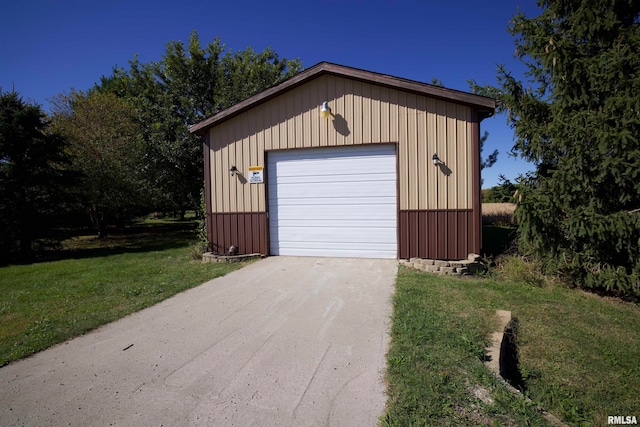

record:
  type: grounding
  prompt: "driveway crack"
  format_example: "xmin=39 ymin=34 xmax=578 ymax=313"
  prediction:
xmin=292 ymin=343 xmax=331 ymax=417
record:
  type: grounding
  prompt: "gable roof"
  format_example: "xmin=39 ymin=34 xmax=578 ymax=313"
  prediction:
xmin=189 ymin=62 xmax=496 ymax=136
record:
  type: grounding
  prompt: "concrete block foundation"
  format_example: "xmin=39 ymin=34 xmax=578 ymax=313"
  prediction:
xmin=400 ymin=254 xmax=486 ymax=277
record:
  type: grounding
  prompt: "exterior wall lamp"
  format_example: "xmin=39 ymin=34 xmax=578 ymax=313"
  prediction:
xmin=320 ymin=101 xmax=331 ymax=119
xmin=432 ymin=153 xmax=442 ymax=166
xmin=229 ymin=165 xmax=238 ymax=176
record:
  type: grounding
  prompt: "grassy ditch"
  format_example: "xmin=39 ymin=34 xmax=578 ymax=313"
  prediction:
xmin=383 ymin=266 xmax=640 ymax=426
xmin=0 ymin=219 xmax=246 ymax=367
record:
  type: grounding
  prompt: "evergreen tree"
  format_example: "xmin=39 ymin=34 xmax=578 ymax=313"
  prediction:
xmin=479 ymin=131 xmax=498 ymax=171
xmin=0 ymin=90 xmax=74 ymax=258
xmin=479 ymin=131 xmax=498 ymax=187
xmin=472 ymin=1 xmax=640 ymax=296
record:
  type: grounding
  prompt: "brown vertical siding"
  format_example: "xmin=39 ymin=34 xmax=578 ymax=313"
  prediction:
xmin=399 ymin=210 xmax=475 ymax=260
xmin=438 ymin=211 xmax=448 ymax=257
xmin=207 ymin=212 xmax=268 ymax=255
xmin=458 ymin=212 xmax=470 ymax=258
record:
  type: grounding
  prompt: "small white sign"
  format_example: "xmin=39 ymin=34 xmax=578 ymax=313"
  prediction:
xmin=248 ymin=166 xmax=263 ymax=183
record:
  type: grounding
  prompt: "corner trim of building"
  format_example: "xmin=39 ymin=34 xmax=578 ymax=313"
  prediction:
xmin=471 ymin=109 xmax=482 ymax=254
xmin=203 ymin=132 xmax=213 ymax=251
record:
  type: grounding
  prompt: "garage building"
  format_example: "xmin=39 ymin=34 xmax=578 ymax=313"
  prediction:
xmin=190 ymin=62 xmax=496 ymax=260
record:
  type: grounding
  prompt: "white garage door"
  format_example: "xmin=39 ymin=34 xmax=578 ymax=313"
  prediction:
xmin=268 ymin=145 xmax=397 ymax=258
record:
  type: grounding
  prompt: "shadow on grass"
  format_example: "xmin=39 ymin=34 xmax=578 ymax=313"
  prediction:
xmin=482 ymin=225 xmax=517 ymax=257
xmin=7 ymin=220 xmax=200 ymax=266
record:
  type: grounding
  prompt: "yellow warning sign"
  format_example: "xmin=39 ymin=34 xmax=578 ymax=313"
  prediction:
xmin=248 ymin=166 xmax=263 ymax=183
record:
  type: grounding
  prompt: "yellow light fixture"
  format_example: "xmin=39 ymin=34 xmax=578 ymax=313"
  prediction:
xmin=320 ymin=101 xmax=331 ymax=119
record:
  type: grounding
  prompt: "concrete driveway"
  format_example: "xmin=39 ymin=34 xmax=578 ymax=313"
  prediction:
xmin=0 ymin=257 xmax=397 ymax=426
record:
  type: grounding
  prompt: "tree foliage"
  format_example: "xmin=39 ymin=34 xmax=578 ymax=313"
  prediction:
xmin=472 ymin=1 xmax=640 ymax=296
xmin=50 ymin=91 xmax=148 ymax=236
xmin=0 ymin=90 xmax=74 ymax=257
xmin=480 ymin=131 xmax=498 ymax=171
xmin=98 ymin=31 xmax=302 ymax=216
xmin=483 ymin=175 xmax=517 ymax=203
xmin=479 ymin=131 xmax=498 ymax=187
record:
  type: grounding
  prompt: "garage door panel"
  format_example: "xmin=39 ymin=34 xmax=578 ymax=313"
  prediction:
xmin=270 ymin=145 xmax=394 ymax=161
xmin=276 ymin=241 xmax=397 ymax=250
xmin=268 ymin=145 xmax=397 ymax=259
xmin=278 ymin=242 xmax=396 ymax=258
xmin=273 ymin=228 xmax=397 ymax=245
xmin=274 ymin=153 xmax=394 ymax=165
xmin=276 ymin=247 xmax=396 ymax=258
xmin=273 ymin=172 xmax=396 ymax=185
xmin=274 ymin=196 xmax=396 ymax=206
xmin=275 ymin=158 xmax=395 ymax=171
xmin=271 ymin=206 xmax=396 ymax=220
xmin=270 ymin=221 xmax=395 ymax=230
xmin=273 ymin=181 xmax=396 ymax=198
xmin=274 ymin=161 xmax=395 ymax=177
xmin=272 ymin=209 xmax=395 ymax=219
xmin=274 ymin=239 xmax=396 ymax=252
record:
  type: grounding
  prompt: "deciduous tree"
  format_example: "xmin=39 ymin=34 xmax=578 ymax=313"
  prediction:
xmin=50 ymin=91 xmax=148 ymax=236
xmin=98 ymin=31 xmax=302 ymax=217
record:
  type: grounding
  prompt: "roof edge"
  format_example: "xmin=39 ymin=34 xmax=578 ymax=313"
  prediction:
xmin=189 ymin=62 xmax=496 ymax=136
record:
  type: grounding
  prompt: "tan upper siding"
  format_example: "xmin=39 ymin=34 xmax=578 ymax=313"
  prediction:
xmin=436 ymin=100 xmax=448 ymax=209
xmin=457 ymin=104 xmax=470 ymax=209
xmin=335 ymin=77 xmax=346 ymax=146
xmin=446 ymin=102 xmax=457 ymax=210
xmin=398 ymin=91 xmax=408 ymax=212
xmin=426 ymin=98 xmax=437 ymax=211
xmin=207 ymin=74 xmax=475 ymax=213
xmin=417 ymin=96 xmax=427 ymax=210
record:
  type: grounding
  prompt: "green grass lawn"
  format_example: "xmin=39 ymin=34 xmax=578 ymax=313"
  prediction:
xmin=4 ymin=220 xmax=638 ymax=426
xmin=0 ymin=219 xmax=246 ymax=367
xmin=384 ymin=266 xmax=640 ymax=426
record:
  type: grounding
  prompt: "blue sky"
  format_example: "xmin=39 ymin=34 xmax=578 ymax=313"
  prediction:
xmin=1 ymin=0 xmax=542 ymax=188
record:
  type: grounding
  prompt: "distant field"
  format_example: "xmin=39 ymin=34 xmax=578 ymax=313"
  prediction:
xmin=482 ymin=203 xmax=516 ymax=225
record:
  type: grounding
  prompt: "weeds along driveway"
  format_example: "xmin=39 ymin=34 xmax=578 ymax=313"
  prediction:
xmin=0 ymin=256 xmax=397 ymax=426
